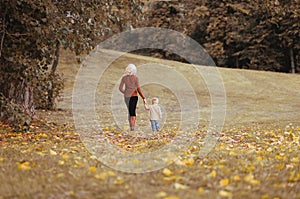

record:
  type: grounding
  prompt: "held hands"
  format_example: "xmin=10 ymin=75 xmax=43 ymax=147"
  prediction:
xmin=143 ymin=98 xmax=147 ymax=104
xmin=143 ymin=98 xmax=150 ymax=110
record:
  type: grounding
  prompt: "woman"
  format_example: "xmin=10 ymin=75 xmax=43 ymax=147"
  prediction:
xmin=119 ymin=64 xmax=146 ymax=131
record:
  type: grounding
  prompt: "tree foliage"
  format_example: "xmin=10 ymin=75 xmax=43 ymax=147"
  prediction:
xmin=0 ymin=0 xmax=143 ymax=127
xmin=139 ymin=0 xmax=300 ymax=72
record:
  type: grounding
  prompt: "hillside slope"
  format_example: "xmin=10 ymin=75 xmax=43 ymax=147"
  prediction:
xmin=57 ymin=49 xmax=300 ymax=129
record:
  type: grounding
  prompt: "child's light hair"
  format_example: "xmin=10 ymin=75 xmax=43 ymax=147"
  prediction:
xmin=152 ymin=97 xmax=159 ymax=104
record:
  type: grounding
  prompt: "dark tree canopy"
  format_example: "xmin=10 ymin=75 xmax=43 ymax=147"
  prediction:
xmin=0 ymin=0 xmax=143 ymax=127
xmin=139 ymin=0 xmax=300 ymax=73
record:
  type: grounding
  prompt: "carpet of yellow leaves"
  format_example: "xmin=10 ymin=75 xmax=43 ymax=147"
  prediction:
xmin=0 ymin=118 xmax=299 ymax=199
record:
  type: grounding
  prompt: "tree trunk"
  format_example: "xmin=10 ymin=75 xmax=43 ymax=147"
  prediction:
xmin=47 ymin=41 xmax=60 ymax=109
xmin=236 ymin=56 xmax=239 ymax=68
xmin=0 ymin=77 xmax=36 ymax=127
xmin=9 ymin=79 xmax=35 ymax=117
xmin=51 ymin=40 xmax=60 ymax=75
xmin=290 ymin=48 xmax=295 ymax=74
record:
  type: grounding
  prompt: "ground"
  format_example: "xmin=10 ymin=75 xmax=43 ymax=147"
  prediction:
xmin=0 ymin=49 xmax=299 ymax=199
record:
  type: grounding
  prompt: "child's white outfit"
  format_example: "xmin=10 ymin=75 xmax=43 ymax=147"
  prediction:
xmin=147 ymin=103 xmax=162 ymax=131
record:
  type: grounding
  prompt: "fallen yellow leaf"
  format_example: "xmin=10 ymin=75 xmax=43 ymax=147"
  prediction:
xmin=209 ymin=170 xmax=217 ymax=178
xmin=244 ymin=173 xmax=261 ymax=185
xmin=95 ymin=173 xmax=107 ymax=180
xmin=163 ymin=176 xmax=177 ymax=184
xmin=103 ymin=126 xmax=109 ymax=131
xmin=41 ymin=133 xmax=48 ymax=137
xmin=58 ymin=160 xmax=65 ymax=165
xmin=133 ymin=159 xmax=141 ymax=164
xmin=89 ymin=166 xmax=97 ymax=172
xmin=233 ymin=175 xmax=241 ymax=181
xmin=49 ymin=149 xmax=57 ymax=155
xmin=250 ymin=179 xmax=261 ymax=185
xmin=174 ymin=182 xmax=189 ymax=190
xmin=266 ymin=147 xmax=273 ymax=152
xmin=277 ymin=163 xmax=285 ymax=170
xmin=156 ymin=191 xmax=167 ymax=198
xmin=247 ymin=165 xmax=255 ymax=172
xmin=261 ymin=194 xmax=269 ymax=199
xmin=162 ymin=168 xmax=173 ymax=177
xmin=124 ymin=185 xmax=130 ymax=189
xmin=288 ymin=171 xmax=300 ymax=182
xmin=35 ymin=146 xmax=44 ymax=151
xmin=219 ymin=190 xmax=233 ymax=198
xmin=244 ymin=173 xmax=254 ymax=181
xmin=275 ymin=155 xmax=284 ymax=160
xmin=108 ymin=171 xmax=116 ymax=176
xmin=61 ymin=154 xmax=69 ymax=159
xmin=256 ymin=156 xmax=263 ymax=161
xmin=17 ymin=161 xmax=31 ymax=171
xmin=163 ymin=197 xmax=180 ymax=199
xmin=197 ymin=187 xmax=204 ymax=194
xmin=181 ymin=158 xmax=195 ymax=166
xmin=219 ymin=178 xmax=230 ymax=186
xmin=114 ymin=178 xmax=126 ymax=185
xmin=291 ymin=157 xmax=299 ymax=163
xmin=56 ymin=173 xmax=65 ymax=178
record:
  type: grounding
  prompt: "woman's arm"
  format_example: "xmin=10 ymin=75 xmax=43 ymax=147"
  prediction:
xmin=136 ymin=77 xmax=145 ymax=99
xmin=144 ymin=103 xmax=150 ymax=110
xmin=119 ymin=77 xmax=125 ymax=94
xmin=137 ymin=86 xmax=145 ymax=99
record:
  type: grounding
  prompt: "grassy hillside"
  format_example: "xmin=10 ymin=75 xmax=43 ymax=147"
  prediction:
xmin=57 ymin=49 xmax=300 ymax=129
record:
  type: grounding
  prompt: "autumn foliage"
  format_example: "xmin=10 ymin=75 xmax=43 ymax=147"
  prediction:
xmin=139 ymin=0 xmax=299 ymax=73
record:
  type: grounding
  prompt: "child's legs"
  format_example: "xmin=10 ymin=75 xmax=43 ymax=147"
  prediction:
xmin=155 ymin=120 xmax=160 ymax=130
xmin=150 ymin=120 xmax=160 ymax=131
xmin=150 ymin=120 xmax=157 ymax=131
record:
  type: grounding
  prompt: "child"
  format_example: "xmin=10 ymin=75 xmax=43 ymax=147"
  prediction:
xmin=144 ymin=97 xmax=162 ymax=132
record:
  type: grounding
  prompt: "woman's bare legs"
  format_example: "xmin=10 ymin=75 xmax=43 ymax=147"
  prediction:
xmin=130 ymin=116 xmax=136 ymax=131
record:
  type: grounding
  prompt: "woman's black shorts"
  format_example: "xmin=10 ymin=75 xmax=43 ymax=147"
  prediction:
xmin=124 ymin=96 xmax=138 ymax=116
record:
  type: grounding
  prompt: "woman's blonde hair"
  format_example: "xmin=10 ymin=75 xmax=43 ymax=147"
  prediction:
xmin=125 ymin=64 xmax=137 ymax=75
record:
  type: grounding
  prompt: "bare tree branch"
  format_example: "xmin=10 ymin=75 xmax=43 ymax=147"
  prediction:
xmin=0 ymin=8 xmax=7 ymax=58
xmin=6 ymin=32 xmax=30 ymax=37
xmin=0 ymin=30 xmax=5 ymax=58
